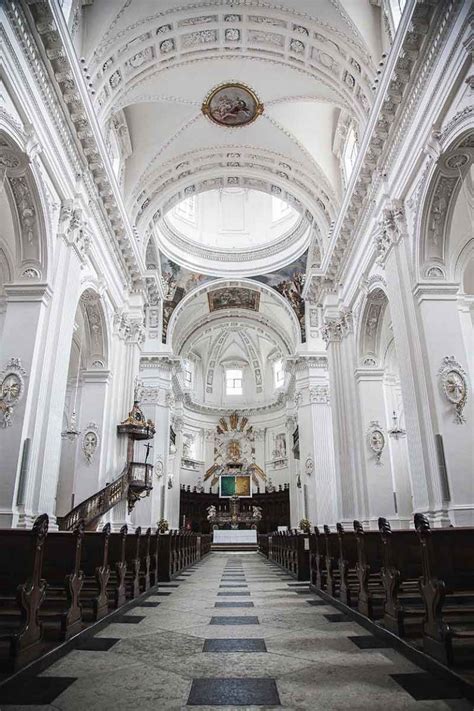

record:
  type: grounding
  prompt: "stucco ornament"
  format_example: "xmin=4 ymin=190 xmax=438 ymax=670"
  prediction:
xmin=305 ymin=456 xmax=314 ymax=476
xmin=0 ymin=358 xmax=27 ymax=428
xmin=82 ymin=423 xmax=99 ymax=464
xmin=155 ymin=460 xmax=164 ymax=479
xmin=438 ymin=356 xmax=468 ymax=424
xmin=367 ymin=421 xmax=385 ymax=465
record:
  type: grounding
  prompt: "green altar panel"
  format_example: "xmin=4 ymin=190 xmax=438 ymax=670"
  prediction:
xmin=220 ymin=476 xmax=236 ymax=496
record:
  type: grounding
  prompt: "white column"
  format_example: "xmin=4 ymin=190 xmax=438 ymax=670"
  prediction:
xmin=294 ymin=356 xmax=338 ymax=529
xmin=379 ymin=202 xmax=449 ymax=524
xmin=414 ymin=284 xmax=473 ymax=525
xmin=356 ymin=369 xmax=397 ymax=525
xmin=0 ymin=283 xmax=52 ymax=527
xmin=322 ymin=313 xmax=367 ymax=525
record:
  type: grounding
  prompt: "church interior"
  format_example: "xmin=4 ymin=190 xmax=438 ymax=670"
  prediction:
xmin=0 ymin=0 xmax=473 ymax=708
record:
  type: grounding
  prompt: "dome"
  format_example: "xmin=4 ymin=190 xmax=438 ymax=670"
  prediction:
xmin=156 ymin=188 xmax=311 ymax=277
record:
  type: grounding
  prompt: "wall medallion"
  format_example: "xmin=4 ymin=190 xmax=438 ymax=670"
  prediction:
xmin=202 ymin=83 xmax=263 ymax=127
xmin=82 ymin=423 xmax=99 ymax=464
xmin=305 ymin=456 xmax=314 ymax=476
xmin=367 ymin=421 xmax=385 ymax=465
xmin=438 ymin=356 xmax=468 ymax=424
xmin=0 ymin=358 xmax=27 ymax=428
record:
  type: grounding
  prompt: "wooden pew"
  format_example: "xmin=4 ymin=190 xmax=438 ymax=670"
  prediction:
xmin=415 ymin=514 xmax=474 ymax=665
xmin=258 ymin=534 xmax=269 ymax=558
xmin=309 ymin=526 xmax=326 ymax=592
xmin=107 ymin=525 xmax=128 ymax=608
xmin=0 ymin=514 xmax=48 ymax=671
xmin=40 ymin=523 xmax=84 ymax=640
xmin=124 ymin=526 xmax=141 ymax=599
xmin=378 ymin=517 xmax=424 ymax=636
xmin=353 ymin=520 xmax=385 ymax=619
xmin=200 ymin=533 xmax=211 ymax=558
xmin=79 ymin=523 xmax=111 ymax=621
xmin=323 ymin=525 xmax=340 ymax=598
xmin=138 ymin=527 xmax=151 ymax=593
xmin=336 ymin=523 xmax=359 ymax=607
xmin=149 ymin=529 xmax=160 ymax=587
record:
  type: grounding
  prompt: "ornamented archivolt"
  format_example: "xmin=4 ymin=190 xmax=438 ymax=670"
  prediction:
xmin=0 ymin=357 xmax=27 ymax=428
xmin=438 ymin=356 xmax=468 ymax=424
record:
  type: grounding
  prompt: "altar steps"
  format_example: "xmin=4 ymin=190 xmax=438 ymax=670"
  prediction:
xmin=211 ymin=543 xmax=259 ymax=552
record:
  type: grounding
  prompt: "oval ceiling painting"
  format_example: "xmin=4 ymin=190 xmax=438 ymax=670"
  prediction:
xmin=202 ymin=83 xmax=264 ymax=127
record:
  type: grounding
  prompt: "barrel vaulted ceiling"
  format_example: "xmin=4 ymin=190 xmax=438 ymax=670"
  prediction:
xmin=80 ymin=0 xmax=383 ymax=274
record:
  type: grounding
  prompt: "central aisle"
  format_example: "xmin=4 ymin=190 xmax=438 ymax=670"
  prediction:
xmin=7 ymin=553 xmax=471 ymax=710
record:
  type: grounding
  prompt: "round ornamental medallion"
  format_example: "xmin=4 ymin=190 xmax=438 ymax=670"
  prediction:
xmin=0 ymin=373 xmax=22 ymax=404
xmin=369 ymin=429 xmax=385 ymax=454
xmin=438 ymin=356 xmax=468 ymax=424
xmin=202 ymin=83 xmax=263 ymax=127
xmin=443 ymin=369 xmax=466 ymax=405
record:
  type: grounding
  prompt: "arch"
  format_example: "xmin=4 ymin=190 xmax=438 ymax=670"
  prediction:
xmin=357 ymin=286 xmax=389 ymax=367
xmin=168 ymin=277 xmax=301 ymax=354
xmin=77 ymin=287 xmax=110 ymax=369
xmin=417 ymin=129 xmax=473 ymax=281
xmin=0 ymin=130 xmax=50 ymax=281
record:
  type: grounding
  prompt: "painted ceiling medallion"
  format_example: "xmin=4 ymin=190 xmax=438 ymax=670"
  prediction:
xmin=202 ymin=83 xmax=263 ymax=127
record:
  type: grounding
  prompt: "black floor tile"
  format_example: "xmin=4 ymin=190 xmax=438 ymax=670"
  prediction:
xmin=306 ymin=600 xmax=327 ymax=607
xmin=187 ymin=677 xmax=280 ymax=706
xmin=323 ymin=613 xmax=349 ymax=622
xmin=217 ymin=591 xmax=251 ymax=596
xmin=135 ymin=601 xmax=161 ymax=608
xmin=293 ymin=589 xmax=311 ymax=594
xmin=0 ymin=677 xmax=77 ymax=704
xmin=215 ymin=602 xmax=255 ymax=608
xmin=219 ymin=584 xmax=248 ymax=588
xmin=287 ymin=582 xmax=309 ymax=587
xmin=390 ymin=673 xmax=464 ymax=700
xmin=114 ymin=615 xmax=145 ymax=624
xmin=349 ymin=635 xmax=390 ymax=649
xmin=210 ymin=616 xmax=259 ymax=625
xmin=75 ymin=637 xmax=119 ymax=651
xmin=159 ymin=583 xmax=180 ymax=587
xmin=203 ymin=638 xmax=267 ymax=652
xmin=154 ymin=591 xmax=172 ymax=596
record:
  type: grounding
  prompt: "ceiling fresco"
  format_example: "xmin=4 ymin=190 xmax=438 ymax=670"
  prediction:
xmin=160 ymin=250 xmax=307 ymax=343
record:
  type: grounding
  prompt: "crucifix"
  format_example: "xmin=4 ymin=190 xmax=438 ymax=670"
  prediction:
xmin=144 ymin=441 xmax=153 ymax=464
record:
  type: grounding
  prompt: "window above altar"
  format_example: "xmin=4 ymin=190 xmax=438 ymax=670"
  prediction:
xmin=226 ymin=368 xmax=243 ymax=396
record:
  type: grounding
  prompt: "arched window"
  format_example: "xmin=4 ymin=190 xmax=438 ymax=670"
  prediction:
xmin=343 ymin=125 xmax=358 ymax=182
xmin=273 ymin=359 xmax=284 ymax=388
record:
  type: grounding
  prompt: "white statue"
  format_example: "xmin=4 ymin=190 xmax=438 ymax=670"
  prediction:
xmin=207 ymin=505 xmax=217 ymax=521
xmin=252 ymin=505 xmax=263 ymax=521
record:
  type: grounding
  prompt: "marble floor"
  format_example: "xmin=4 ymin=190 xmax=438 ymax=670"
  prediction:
xmin=0 ymin=553 xmax=472 ymax=710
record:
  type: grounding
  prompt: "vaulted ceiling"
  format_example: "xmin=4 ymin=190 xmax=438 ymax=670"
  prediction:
xmin=79 ymin=0 xmax=385 ymax=273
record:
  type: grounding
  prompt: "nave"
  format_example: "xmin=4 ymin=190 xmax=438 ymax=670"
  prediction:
xmin=1 ymin=553 xmax=472 ymax=711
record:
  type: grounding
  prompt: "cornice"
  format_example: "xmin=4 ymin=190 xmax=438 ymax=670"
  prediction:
xmin=181 ymin=390 xmax=288 ymax=416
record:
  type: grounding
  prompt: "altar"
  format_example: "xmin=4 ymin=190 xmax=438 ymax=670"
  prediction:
xmin=213 ymin=529 xmax=257 ymax=545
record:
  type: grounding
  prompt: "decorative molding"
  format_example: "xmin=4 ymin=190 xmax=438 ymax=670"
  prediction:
xmin=309 ymin=385 xmax=330 ymax=404
xmin=82 ymin=422 xmax=99 ymax=464
xmin=304 ymin=456 xmax=314 ymax=476
xmin=438 ymin=356 xmax=468 ymax=424
xmin=366 ymin=420 xmax=385 ymax=465
xmin=0 ymin=357 xmax=27 ymax=428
